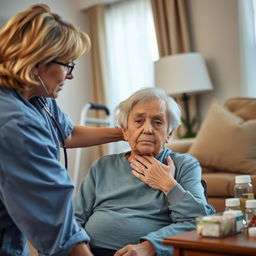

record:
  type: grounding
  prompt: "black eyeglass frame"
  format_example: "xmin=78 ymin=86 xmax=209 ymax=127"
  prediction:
xmin=52 ymin=60 xmax=75 ymax=76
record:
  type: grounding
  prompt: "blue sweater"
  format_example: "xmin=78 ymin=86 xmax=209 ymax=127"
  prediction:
xmin=74 ymin=147 xmax=215 ymax=255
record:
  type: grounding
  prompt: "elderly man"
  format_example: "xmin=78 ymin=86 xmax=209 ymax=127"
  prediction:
xmin=74 ymin=87 xmax=215 ymax=256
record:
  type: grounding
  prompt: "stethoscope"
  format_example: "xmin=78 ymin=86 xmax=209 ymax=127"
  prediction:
xmin=36 ymin=97 xmax=68 ymax=170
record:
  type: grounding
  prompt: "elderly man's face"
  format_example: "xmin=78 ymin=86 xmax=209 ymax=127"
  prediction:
xmin=122 ymin=97 xmax=170 ymax=157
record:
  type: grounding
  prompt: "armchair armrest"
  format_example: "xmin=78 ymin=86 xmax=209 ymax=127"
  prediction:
xmin=166 ymin=138 xmax=195 ymax=153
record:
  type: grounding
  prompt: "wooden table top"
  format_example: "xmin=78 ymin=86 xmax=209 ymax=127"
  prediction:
xmin=164 ymin=230 xmax=256 ymax=255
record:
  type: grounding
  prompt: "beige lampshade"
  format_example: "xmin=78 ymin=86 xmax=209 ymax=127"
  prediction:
xmin=154 ymin=52 xmax=213 ymax=95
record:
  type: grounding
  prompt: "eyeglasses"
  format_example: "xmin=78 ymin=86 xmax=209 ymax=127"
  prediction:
xmin=52 ymin=60 xmax=75 ymax=76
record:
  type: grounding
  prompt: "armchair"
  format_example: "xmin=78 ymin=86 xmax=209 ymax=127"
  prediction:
xmin=167 ymin=97 xmax=256 ymax=212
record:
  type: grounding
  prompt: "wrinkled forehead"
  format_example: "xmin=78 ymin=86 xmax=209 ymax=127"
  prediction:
xmin=128 ymin=98 xmax=168 ymax=118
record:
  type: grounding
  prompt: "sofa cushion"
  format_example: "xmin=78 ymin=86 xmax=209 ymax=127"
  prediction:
xmin=188 ymin=100 xmax=256 ymax=174
xmin=166 ymin=138 xmax=194 ymax=153
xmin=224 ymin=97 xmax=256 ymax=120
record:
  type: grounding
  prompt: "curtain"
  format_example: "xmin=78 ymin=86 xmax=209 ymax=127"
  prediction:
xmin=151 ymin=0 xmax=198 ymax=137
xmin=151 ymin=0 xmax=190 ymax=55
xmin=86 ymin=5 xmax=108 ymax=162
xmin=104 ymin=0 xmax=158 ymax=153
xmin=104 ymin=0 xmax=158 ymax=111
xmin=83 ymin=0 xmax=158 ymax=166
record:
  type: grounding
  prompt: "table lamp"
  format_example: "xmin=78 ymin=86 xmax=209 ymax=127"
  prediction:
xmin=155 ymin=52 xmax=213 ymax=138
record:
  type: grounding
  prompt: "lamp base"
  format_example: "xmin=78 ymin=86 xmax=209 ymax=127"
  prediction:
xmin=180 ymin=94 xmax=198 ymax=138
xmin=180 ymin=129 xmax=197 ymax=139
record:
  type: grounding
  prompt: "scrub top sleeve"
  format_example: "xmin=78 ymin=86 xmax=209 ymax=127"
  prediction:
xmin=0 ymin=115 xmax=89 ymax=256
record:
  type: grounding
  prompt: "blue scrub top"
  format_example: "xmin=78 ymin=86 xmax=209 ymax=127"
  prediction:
xmin=0 ymin=87 xmax=89 ymax=256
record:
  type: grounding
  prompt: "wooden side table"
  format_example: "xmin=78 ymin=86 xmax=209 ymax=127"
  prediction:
xmin=163 ymin=230 xmax=256 ymax=256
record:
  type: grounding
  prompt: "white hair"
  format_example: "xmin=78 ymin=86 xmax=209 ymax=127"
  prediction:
xmin=115 ymin=87 xmax=181 ymax=133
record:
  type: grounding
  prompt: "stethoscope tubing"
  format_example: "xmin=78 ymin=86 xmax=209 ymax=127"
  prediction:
xmin=36 ymin=97 xmax=68 ymax=170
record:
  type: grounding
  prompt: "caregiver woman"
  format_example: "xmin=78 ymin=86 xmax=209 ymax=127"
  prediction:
xmin=0 ymin=4 xmax=122 ymax=256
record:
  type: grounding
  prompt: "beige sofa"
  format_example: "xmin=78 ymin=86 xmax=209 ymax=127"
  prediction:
xmin=167 ymin=97 xmax=256 ymax=212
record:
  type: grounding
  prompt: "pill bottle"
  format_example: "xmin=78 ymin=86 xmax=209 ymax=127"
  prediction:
xmin=223 ymin=210 xmax=244 ymax=233
xmin=234 ymin=175 xmax=254 ymax=214
xmin=225 ymin=198 xmax=241 ymax=211
xmin=245 ymin=199 xmax=256 ymax=228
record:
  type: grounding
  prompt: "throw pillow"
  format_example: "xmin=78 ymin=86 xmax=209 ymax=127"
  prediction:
xmin=188 ymin=100 xmax=256 ymax=174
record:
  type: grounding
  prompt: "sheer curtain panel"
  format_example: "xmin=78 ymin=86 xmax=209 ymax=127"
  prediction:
xmin=104 ymin=0 xmax=158 ymax=153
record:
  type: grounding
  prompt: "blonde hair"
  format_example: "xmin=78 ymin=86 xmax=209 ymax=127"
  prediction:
xmin=115 ymin=87 xmax=181 ymax=133
xmin=0 ymin=4 xmax=90 ymax=91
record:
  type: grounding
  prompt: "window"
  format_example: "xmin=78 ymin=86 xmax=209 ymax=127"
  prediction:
xmin=104 ymin=0 xmax=158 ymax=152
xmin=238 ymin=0 xmax=256 ymax=97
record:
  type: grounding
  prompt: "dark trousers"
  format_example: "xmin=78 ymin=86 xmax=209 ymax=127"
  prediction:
xmin=91 ymin=247 xmax=117 ymax=256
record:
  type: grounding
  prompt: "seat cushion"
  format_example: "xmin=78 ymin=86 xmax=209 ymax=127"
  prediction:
xmin=203 ymin=172 xmax=256 ymax=199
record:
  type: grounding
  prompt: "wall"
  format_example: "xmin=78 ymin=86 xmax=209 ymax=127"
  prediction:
xmin=186 ymin=0 xmax=241 ymax=119
xmin=0 ymin=0 xmax=93 ymax=178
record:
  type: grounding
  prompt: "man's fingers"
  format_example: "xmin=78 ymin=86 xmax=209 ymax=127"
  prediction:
xmin=134 ymin=154 xmax=152 ymax=165
xmin=132 ymin=169 xmax=145 ymax=179
xmin=130 ymin=161 xmax=146 ymax=174
xmin=114 ymin=246 xmax=127 ymax=256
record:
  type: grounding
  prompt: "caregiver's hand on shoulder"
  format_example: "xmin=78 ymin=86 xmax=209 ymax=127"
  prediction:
xmin=113 ymin=241 xmax=155 ymax=256
xmin=130 ymin=155 xmax=177 ymax=195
